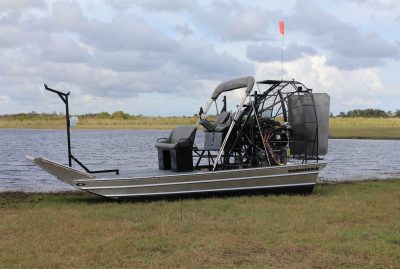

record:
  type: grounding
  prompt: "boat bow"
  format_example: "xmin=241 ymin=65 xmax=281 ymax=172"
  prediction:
xmin=26 ymin=156 xmax=95 ymax=185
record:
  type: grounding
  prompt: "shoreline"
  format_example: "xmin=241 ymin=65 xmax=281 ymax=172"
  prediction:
xmin=1 ymin=126 xmax=400 ymax=140
xmin=1 ymin=178 xmax=399 ymax=195
xmin=1 ymin=117 xmax=400 ymax=139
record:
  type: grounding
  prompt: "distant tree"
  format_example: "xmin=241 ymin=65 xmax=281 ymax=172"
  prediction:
xmin=395 ymin=109 xmax=400 ymax=117
xmin=97 ymin=112 xmax=111 ymax=119
xmin=111 ymin=110 xmax=130 ymax=119
xmin=345 ymin=109 xmax=389 ymax=118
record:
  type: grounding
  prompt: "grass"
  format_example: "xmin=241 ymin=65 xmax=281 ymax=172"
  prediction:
xmin=1 ymin=180 xmax=399 ymax=268
xmin=1 ymin=116 xmax=400 ymax=139
xmin=0 ymin=116 xmax=199 ymax=130
xmin=329 ymin=117 xmax=400 ymax=139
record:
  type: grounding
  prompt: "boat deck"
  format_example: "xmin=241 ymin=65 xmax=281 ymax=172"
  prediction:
xmin=93 ymin=161 xmax=313 ymax=180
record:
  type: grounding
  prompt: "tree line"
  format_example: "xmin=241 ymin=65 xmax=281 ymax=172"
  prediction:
xmin=335 ymin=109 xmax=400 ymax=118
xmin=1 ymin=108 xmax=400 ymax=119
xmin=0 ymin=111 xmax=197 ymax=120
xmin=0 ymin=111 xmax=143 ymax=120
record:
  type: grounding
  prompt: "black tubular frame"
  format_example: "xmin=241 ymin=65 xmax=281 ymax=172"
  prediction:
xmin=212 ymin=79 xmax=320 ymax=170
xmin=44 ymin=84 xmax=119 ymax=175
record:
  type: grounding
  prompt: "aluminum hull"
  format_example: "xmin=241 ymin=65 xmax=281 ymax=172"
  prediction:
xmin=28 ymin=157 xmax=325 ymax=200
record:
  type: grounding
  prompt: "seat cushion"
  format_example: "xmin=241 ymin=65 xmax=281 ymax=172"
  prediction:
xmin=155 ymin=142 xmax=178 ymax=150
xmin=214 ymin=111 xmax=232 ymax=132
xmin=155 ymin=125 xmax=197 ymax=150
xmin=215 ymin=111 xmax=231 ymax=125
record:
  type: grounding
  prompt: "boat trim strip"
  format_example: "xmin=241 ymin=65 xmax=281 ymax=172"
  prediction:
xmin=89 ymin=162 xmax=326 ymax=181
xmin=79 ymin=171 xmax=318 ymax=190
xmin=104 ymin=182 xmax=316 ymax=197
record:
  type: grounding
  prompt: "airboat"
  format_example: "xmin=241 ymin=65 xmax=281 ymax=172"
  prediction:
xmin=28 ymin=76 xmax=330 ymax=200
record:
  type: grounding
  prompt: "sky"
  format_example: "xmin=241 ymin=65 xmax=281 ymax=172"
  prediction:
xmin=0 ymin=0 xmax=399 ymax=116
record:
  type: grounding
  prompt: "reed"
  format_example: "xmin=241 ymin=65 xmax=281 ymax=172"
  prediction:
xmin=1 ymin=180 xmax=399 ymax=268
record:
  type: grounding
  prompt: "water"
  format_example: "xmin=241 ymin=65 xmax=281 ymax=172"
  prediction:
xmin=0 ymin=129 xmax=399 ymax=192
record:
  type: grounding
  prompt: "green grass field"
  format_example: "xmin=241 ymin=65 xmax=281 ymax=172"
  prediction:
xmin=1 ymin=180 xmax=399 ymax=268
xmin=329 ymin=117 xmax=400 ymax=139
xmin=1 ymin=116 xmax=400 ymax=139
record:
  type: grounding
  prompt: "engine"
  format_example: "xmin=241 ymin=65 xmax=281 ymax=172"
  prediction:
xmin=241 ymin=117 xmax=289 ymax=166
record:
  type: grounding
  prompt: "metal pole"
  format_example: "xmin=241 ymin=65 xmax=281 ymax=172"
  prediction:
xmin=251 ymin=95 xmax=271 ymax=166
xmin=281 ymin=34 xmax=284 ymax=81
xmin=65 ymin=95 xmax=72 ymax=167
xmin=212 ymin=94 xmax=248 ymax=171
xmin=222 ymin=95 xmax=227 ymax=112
xmin=196 ymin=100 xmax=213 ymax=127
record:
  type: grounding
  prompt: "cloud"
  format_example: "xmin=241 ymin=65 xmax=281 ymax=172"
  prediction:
xmin=107 ymin=0 xmax=195 ymax=12
xmin=0 ymin=24 xmax=47 ymax=48
xmin=0 ymin=0 xmax=45 ymax=11
xmin=140 ymin=0 xmax=195 ymax=12
xmin=325 ymin=53 xmax=384 ymax=70
xmin=0 ymin=0 xmax=399 ymax=115
xmin=113 ymin=1 xmax=277 ymax=42
xmin=175 ymin=23 xmax=193 ymax=37
xmin=349 ymin=0 xmax=400 ymax=10
xmin=288 ymin=0 xmax=400 ymax=69
xmin=192 ymin=1 xmax=276 ymax=41
xmin=37 ymin=1 xmax=176 ymax=52
xmin=82 ymin=16 xmax=178 ymax=52
xmin=0 ymin=0 xmax=252 ymax=113
xmin=255 ymin=54 xmax=396 ymax=113
xmin=0 ymin=95 xmax=10 ymax=103
xmin=247 ymin=42 xmax=317 ymax=62
xmin=40 ymin=37 xmax=92 ymax=63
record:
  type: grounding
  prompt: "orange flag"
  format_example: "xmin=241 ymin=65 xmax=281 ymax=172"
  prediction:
xmin=279 ymin=20 xmax=285 ymax=35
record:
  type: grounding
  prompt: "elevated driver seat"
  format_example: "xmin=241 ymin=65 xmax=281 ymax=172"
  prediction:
xmin=200 ymin=111 xmax=232 ymax=133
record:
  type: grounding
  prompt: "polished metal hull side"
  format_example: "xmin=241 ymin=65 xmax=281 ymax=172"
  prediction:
xmin=26 ymin=156 xmax=95 ymax=185
xmin=75 ymin=163 xmax=325 ymax=199
xmin=28 ymin=156 xmax=325 ymax=200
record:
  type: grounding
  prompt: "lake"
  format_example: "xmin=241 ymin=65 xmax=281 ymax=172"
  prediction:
xmin=1 ymin=129 xmax=399 ymax=192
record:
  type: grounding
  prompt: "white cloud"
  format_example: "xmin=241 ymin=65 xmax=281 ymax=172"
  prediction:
xmin=192 ymin=1 xmax=277 ymax=41
xmin=0 ymin=0 xmax=253 ymax=115
xmin=288 ymin=0 xmax=400 ymax=69
xmin=0 ymin=0 xmax=399 ymax=115
xmin=0 ymin=95 xmax=11 ymax=103
xmin=255 ymin=55 xmax=393 ymax=113
xmin=175 ymin=23 xmax=192 ymax=37
xmin=0 ymin=0 xmax=45 ymax=11
xmin=247 ymin=42 xmax=317 ymax=62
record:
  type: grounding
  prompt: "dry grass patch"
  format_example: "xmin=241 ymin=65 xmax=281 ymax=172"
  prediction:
xmin=330 ymin=117 xmax=400 ymax=139
xmin=0 ymin=116 xmax=199 ymax=130
xmin=2 ymin=116 xmax=400 ymax=139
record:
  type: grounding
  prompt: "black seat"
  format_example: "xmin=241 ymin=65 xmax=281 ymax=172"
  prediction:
xmin=200 ymin=111 xmax=231 ymax=132
xmin=155 ymin=125 xmax=197 ymax=172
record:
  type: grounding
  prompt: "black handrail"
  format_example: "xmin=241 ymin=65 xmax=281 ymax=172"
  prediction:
xmin=43 ymin=84 xmax=119 ymax=175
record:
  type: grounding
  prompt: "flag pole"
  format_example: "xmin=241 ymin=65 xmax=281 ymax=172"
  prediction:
xmin=281 ymin=33 xmax=284 ymax=81
xmin=279 ymin=20 xmax=285 ymax=81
